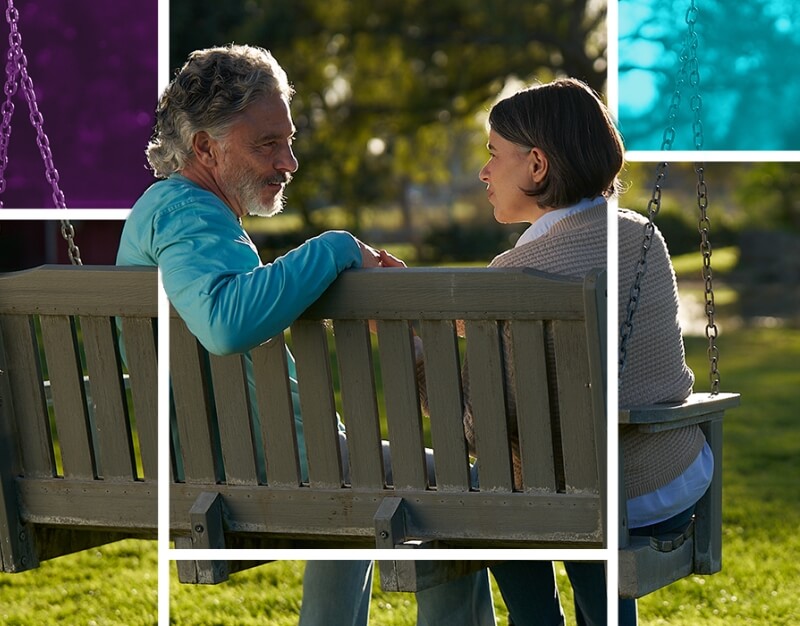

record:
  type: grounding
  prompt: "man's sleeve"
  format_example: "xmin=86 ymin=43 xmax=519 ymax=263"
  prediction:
xmin=153 ymin=205 xmax=362 ymax=355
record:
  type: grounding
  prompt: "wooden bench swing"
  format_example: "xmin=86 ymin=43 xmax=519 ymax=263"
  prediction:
xmin=617 ymin=168 xmax=741 ymax=597
xmin=1 ymin=261 xmax=607 ymax=584
xmin=171 ymin=266 xmax=608 ymax=584
xmin=617 ymin=0 xmax=741 ymax=600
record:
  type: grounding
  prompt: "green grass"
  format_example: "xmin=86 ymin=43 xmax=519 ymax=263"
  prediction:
xmin=670 ymin=245 xmax=740 ymax=279
xmin=636 ymin=327 xmax=800 ymax=625
xmin=2 ymin=323 xmax=797 ymax=625
xmin=169 ymin=561 xmax=577 ymax=625
xmin=0 ymin=539 xmax=157 ymax=625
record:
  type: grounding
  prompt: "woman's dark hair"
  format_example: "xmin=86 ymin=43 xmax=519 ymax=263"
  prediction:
xmin=488 ymin=78 xmax=624 ymax=209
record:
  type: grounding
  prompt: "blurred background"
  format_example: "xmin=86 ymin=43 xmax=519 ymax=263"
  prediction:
xmin=0 ymin=0 xmax=157 ymax=208
xmin=621 ymin=161 xmax=800 ymax=625
xmin=622 ymin=161 xmax=800 ymax=329
xmin=0 ymin=220 xmax=123 ymax=269
xmin=618 ymin=0 xmax=800 ymax=150
xmin=170 ymin=0 xmax=607 ymax=265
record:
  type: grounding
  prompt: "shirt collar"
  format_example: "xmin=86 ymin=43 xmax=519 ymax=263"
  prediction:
xmin=514 ymin=196 xmax=605 ymax=248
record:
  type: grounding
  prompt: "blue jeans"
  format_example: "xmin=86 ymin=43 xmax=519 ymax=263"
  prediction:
xmin=491 ymin=561 xmax=607 ymax=626
xmin=299 ymin=561 xmax=495 ymax=626
xmin=416 ymin=567 xmax=496 ymax=626
xmin=299 ymin=561 xmax=373 ymax=626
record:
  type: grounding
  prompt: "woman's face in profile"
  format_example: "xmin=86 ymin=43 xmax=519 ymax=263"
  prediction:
xmin=479 ymin=130 xmax=540 ymax=224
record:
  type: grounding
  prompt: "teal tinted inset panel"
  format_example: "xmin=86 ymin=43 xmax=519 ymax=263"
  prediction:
xmin=619 ymin=0 xmax=800 ymax=151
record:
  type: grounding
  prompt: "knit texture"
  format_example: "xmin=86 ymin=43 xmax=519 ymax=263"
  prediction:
xmin=618 ymin=209 xmax=700 ymax=498
xmin=417 ymin=204 xmax=702 ymax=498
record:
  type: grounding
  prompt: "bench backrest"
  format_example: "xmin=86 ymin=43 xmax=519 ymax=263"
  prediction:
xmin=0 ymin=266 xmax=158 ymax=572
xmin=170 ymin=267 xmax=607 ymax=550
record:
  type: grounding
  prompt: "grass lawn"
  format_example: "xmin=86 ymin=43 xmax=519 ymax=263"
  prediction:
xmin=1 ymin=317 xmax=796 ymax=624
xmin=0 ymin=539 xmax=157 ymax=625
xmin=169 ymin=561 xmax=577 ymax=625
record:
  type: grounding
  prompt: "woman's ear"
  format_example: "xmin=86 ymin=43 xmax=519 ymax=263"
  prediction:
xmin=528 ymin=147 xmax=549 ymax=184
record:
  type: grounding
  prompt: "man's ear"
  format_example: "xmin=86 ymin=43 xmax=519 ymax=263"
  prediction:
xmin=528 ymin=147 xmax=549 ymax=184
xmin=192 ymin=131 xmax=220 ymax=167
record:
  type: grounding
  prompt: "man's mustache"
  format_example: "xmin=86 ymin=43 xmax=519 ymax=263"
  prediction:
xmin=265 ymin=173 xmax=292 ymax=185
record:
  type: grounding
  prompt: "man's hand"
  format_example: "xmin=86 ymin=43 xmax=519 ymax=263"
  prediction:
xmin=378 ymin=249 xmax=406 ymax=268
xmin=356 ymin=240 xmax=381 ymax=268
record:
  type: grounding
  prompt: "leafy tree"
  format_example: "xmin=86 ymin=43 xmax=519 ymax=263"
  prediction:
xmin=169 ymin=0 xmax=607 ymax=236
xmin=619 ymin=0 xmax=800 ymax=150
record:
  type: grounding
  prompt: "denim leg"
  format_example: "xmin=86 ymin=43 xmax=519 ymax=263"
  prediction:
xmin=564 ymin=562 xmax=607 ymax=626
xmin=490 ymin=561 xmax=565 ymax=626
xmin=416 ymin=569 xmax=496 ymax=626
xmin=339 ymin=436 xmax=437 ymax=488
xmin=619 ymin=598 xmax=638 ymax=626
xmin=299 ymin=561 xmax=373 ymax=626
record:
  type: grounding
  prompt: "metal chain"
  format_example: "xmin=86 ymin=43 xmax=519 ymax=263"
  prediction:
xmin=618 ymin=162 xmax=668 ymax=377
xmin=1 ymin=0 xmax=81 ymax=265
xmin=620 ymin=0 xmax=719 ymax=394
xmin=695 ymin=164 xmax=719 ymax=392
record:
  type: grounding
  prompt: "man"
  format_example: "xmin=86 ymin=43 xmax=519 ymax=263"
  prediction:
xmin=117 ymin=44 xmax=494 ymax=626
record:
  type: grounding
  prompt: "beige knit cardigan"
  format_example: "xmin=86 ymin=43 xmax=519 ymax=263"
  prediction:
xmin=416 ymin=204 xmax=702 ymax=498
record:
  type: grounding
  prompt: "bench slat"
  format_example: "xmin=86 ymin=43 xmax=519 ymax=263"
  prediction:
xmin=291 ymin=320 xmax=344 ymax=488
xmin=209 ymin=354 xmax=260 ymax=485
xmin=465 ymin=320 xmax=514 ymax=492
xmin=170 ymin=320 xmax=221 ymax=484
xmin=377 ymin=321 xmax=429 ymax=490
xmin=170 ymin=484 xmax=603 ymax=546
xmin=0 ymin=315 xmax=55 ymax=477
xmin=251 ymin=337 xmax=302 ymax=486
xmin=0 ymin=266 xmax=157 ymax=317
xmin=39 ymin=316 xmax=95 ymax=480
xmin=81 ymin=316 xmax=135 ymax=481
xmin=553 ymin=319 xmax=598 ymax=491
xmin=121 ymin=317 xmax=158 ymax=481
xmin=303 ymin=268 xmax=585 ymax=320
xmin=333 ymin=320 xmax=385 ymax=489
xmin=418 ymin=320 xmax=471 ymax=491
xmin=510 ymin=320 xmax=557 ymax=492
xmin=18 ymin=478 xmax=156 ymax=531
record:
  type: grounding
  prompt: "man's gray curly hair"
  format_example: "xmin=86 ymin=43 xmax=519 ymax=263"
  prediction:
xmin=146 ymin=44 xmax=294 ymax=178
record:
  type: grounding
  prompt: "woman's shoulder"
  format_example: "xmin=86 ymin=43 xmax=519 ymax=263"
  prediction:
xmin=618 ymin=207 xmax=648 ymax=225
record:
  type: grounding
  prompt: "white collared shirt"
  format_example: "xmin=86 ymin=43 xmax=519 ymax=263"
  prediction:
xmin=514 ymin=196 xmax=606 ymax=248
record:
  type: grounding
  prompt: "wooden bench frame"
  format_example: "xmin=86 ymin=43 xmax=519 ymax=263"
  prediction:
xmin=0 ymin=266 xmax=157 ymax=573
xmin=170 ymin=266 xmax=607 ymax=581
xmin=618 ymin=391 xmax=740 ymax=598
xmin=1 ymin=265 xmax=606 ymax=581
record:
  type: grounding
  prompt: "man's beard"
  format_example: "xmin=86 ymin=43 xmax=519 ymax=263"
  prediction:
xmin=221 ymin=161 xmax=292 ymax=217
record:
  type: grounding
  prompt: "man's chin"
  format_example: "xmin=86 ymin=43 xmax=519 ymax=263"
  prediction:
xmin=247 ymin=192 xmax=285 ymax=217
xmin=248 ymin=204 xmax=283 ymax=218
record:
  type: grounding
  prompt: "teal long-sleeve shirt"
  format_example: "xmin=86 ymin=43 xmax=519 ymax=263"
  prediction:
xmin=117 ymin=173 xmax=363 ymax=355
xmin=117 ymin=174 xmax=361 ymax=481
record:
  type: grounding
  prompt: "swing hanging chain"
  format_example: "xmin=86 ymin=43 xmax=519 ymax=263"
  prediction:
xmin=620 ymin=0 xmax=719 ymax=394
xmin=1 ymin=0 xmax=81 ymax=265
xmin=619 ymin=162 xmax=668 ymax=377
xmin=60 ymin=219 xmax=82 ymax=266
xmin=695 ymin=163 xmax=720 ymax=393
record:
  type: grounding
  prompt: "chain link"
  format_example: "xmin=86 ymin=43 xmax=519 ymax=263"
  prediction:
xmin=695 ymin=163 xmax=719 ymax=392
xmin=620 ymin=0 xmax=719 ymax=393
xmin=0 ymin=0 xmax=81 ymax=265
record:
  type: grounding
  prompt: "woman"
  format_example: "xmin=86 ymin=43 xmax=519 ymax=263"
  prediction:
xmin=390 ymin=77 xmax=702 ymax=625
xmin=380 ymin=77 xmax=620 ymax=624
xmin=473 ymin=76 xmax=620 ymax=626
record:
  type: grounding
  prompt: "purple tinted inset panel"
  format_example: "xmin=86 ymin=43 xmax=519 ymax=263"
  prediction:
xmin=0 ymin=0 xmax=157 ymax=208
